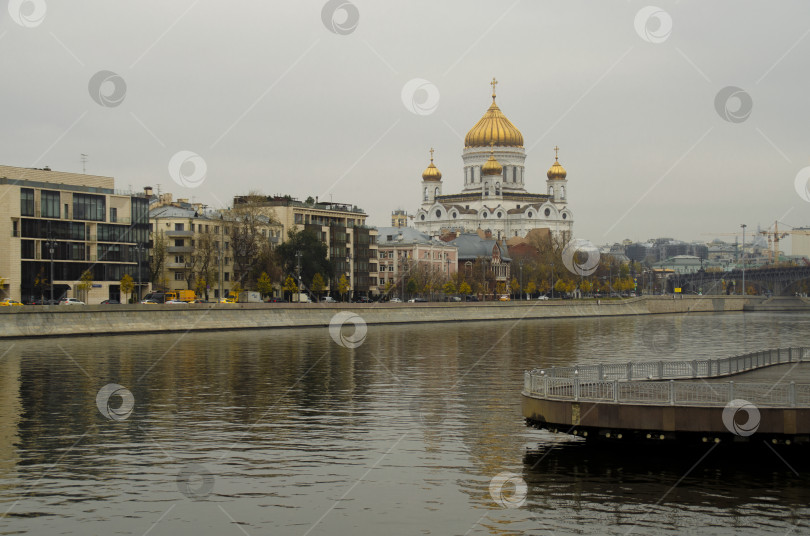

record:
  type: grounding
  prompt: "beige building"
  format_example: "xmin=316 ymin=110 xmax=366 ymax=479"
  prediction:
xmin=149 ymin=193 xmax=282 ymax=299
xmin=0 ymin=165 xmax=149 ymax=303
xmin=391 ymin=209 xmax=408 ymax=228
xmin=235 ymin=196 xmax=379 ymax=298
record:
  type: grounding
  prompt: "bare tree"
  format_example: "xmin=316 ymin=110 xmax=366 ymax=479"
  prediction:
xmin=150 ymin=230 xmax=167 ymax=289
xmin=226 ymin=192 xmax=269 ymax=289
xmin=194 ymin=230 xmax=217 ymax=300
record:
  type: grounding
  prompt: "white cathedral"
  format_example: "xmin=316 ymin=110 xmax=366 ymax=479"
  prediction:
xmin=413 ymin=79 xmax=574 ymax=241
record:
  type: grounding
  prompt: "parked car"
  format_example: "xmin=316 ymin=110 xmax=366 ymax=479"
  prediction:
xmin=100 ymin=299 xmax=120 ymax=305
xmin=0 ymin=299 xmax=23 ymax=306
xmin=537 ymin=295 xmax=549 ymax=301
xmin=165 ymin=299 xmax=188 ymax=304
xmin=28 ymin=298 xmax=59 ymax=305
xmin=353 ymin=296 xmax=372 ymax=303
xmin=499 ymin=295 xmax=511 ymax=301
xmin=266 ymin=297 xmax=284 ymax=303
xmin=219 ymin=298 xmax=236 ymax=304
xmin=464 ymin=295 xmax=479 ymax=302
xmin=140 ymin=299 xmax=159 ymax=304
xmin=389 ymin=297 xmax=402 ymax=303
xmin=59 ymin=297 xmax=85 ymax=305
xmin=408 ymin=297 xmax=428 ymax=303
xmin=322 ymin=296 xmax=337 ymax=303
xmin=449 ymin=296 xmax=462 ymax=302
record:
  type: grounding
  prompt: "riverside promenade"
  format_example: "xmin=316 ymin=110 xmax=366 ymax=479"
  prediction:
xmin=0 ymin=295 xmax=760 ymax=339
xmin=523 ymin=347 xmax=810 ymax=444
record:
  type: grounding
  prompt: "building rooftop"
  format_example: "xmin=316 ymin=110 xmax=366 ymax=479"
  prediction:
xmin=377 ymin=227 xmax=435 ymax=246
xmin=447 ymin=233 xmax=511 ymax=262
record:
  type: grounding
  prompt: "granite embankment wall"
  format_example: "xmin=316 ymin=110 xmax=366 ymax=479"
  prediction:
xmin=0 ymin=295 xmax=762 ymax=339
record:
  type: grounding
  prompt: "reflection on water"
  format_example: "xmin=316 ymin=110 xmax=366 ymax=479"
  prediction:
xmin=0 ymin=312 xmax=808 ymax=535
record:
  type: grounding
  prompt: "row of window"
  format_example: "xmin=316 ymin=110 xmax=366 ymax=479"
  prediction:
xmin=21 ymin=261 xmax=145 ymax=284
xmin=174 ymin=272 xmax=230 ymax=281
xmin=169 ymin=222 xmax=281 ymax=238
xmin=465 ymin=165 xmax=523 ymax=183
xmin=21 ymin=189 xmax=148 ymax=225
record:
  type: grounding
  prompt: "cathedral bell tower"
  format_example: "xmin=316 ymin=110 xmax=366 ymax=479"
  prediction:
xmin=546 ymin=146 xmax=568 ymax=204
xmin=420 ymin=148 xmax=442 ymax=208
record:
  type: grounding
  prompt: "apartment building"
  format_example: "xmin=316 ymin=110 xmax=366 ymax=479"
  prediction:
xmin=0 ymin=165 xmax=149 ymax=303
xmin=376 ymin=227 xmax=457 ymax=294
xmin=235 ymin=196 xmax=379 ymax=298
xmin=149 ymin=194 xmax=282 ymax=299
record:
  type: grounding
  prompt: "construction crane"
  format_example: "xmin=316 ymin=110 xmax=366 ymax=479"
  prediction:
xmin=758 ymin=221 xmax=789 ymax=263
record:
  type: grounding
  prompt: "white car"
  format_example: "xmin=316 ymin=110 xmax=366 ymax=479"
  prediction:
xmin=390 ymin=297 xmax=402 ymax=303
xmin=59 ymin=297 xmax=85 ymax=305
xmin=537 ymin=295 xmax=549 ymax=301
xmin=323 ymin=296 xmax=337 ymax=303
xmin=165 ymin=300 xmax=188 ymax=304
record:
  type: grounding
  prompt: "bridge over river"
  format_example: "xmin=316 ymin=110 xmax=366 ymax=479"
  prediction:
xmin=670 ymin=265 xmax=810 ymax=296
xmin=523 ymin=347 xmax=810 ymax=444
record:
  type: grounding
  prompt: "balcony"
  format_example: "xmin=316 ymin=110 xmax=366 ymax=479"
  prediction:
xmin=166 ymin=262 xmax=188 ymax=270
xmin=168 ymin=246 xmax=194 ymax=254
xmin=166 ymin=230 xmax=194 ymax=238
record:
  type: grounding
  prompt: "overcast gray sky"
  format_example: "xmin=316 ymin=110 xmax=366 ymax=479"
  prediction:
xmin=2 ymin=1 xmax=809 ymax=246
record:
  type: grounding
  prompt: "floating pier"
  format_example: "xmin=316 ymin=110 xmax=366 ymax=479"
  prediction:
xmin=522 ymin=347 xmax=810 ymax=444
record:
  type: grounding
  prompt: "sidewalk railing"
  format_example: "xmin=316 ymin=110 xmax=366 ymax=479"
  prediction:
xmin=523 ymin=347 xmax=810 ymax=407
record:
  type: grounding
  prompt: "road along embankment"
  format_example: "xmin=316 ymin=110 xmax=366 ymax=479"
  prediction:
xmin=0 ymin=295 xmax=760 ymax=339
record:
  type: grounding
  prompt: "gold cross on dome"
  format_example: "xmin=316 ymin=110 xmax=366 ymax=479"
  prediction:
xmin=553 ymin=145 xmax=559 ymax=160
xmin=491 ymin=77 xmax=498 ymax=97
xmin=429 ymin=147 xmax=434 ymax=161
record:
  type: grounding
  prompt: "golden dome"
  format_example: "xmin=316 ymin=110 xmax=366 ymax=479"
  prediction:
xmin=482 ymin=145 xmax=503 ymax=176
xmin=421 ymin=148 xmax=442 ymax=181
xmin=547 ymin=146 xmax=567 ymax=180
xmin=464 ymin=78 xmax=524 ymax=148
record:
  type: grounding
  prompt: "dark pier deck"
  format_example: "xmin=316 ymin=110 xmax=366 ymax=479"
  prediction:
xmin=522 ymin=347 xmax=810 ymax=444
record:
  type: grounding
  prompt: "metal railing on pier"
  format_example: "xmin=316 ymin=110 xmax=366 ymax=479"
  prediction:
xmin=523 ymin=347 xmax=810 ymax=408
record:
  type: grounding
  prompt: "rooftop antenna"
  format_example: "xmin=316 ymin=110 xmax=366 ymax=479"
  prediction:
xmin=80 ymin=153 xmax=88 ymax=174
xmin=156 ymin=183 xmax=162 ymax=195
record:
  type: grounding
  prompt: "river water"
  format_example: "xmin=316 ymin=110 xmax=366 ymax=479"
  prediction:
xmin=1 ymin=311 xmax=809 ymax=535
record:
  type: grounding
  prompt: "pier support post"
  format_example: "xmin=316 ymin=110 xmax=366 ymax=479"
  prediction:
xmin=613 ymin=380 xmax=618 ymax=403
xmin=627 ymin=362 xmax=632 ymax=381
xmin=790 ymin=381 xmax=796 ymax=407
xmin=691 ymin=360 xmax=697 ymax=378
xmin=669 ymin=380 xmax=675 ymax=405
xmin=658 ymin=361 xmax=664 ymax=379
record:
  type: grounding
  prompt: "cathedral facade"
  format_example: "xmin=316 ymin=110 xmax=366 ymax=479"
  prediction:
xmin=413 ymin=79 xmax=574 ymax=242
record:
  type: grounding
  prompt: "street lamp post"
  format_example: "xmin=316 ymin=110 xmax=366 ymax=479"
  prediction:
xmin=44 ymin=225 xmax=56 ymax=303
xmin=519 ymin=260 xmax=523 ymax=300
xmin=295 ymin=250 xmax=302 ymax=303
xmin=741 ymin=223 xmax=747 ymax=296
xmin=550 ymin=261 xmax=554 ymax=300
xmin=132 ymin=242 xmax=147 ymax=302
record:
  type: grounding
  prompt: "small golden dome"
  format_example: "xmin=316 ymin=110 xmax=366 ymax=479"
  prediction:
xmin=547 ymin=146 xmax=567 ymax=180
xmin=464 ymin=78 xmax=524 ymax=148
xmin=482 ymin=145 xmax=503 ymax=176
xmin=421 ymin=148 xmax=442 ymax=181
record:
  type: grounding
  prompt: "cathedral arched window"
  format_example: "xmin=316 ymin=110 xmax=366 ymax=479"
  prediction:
xmin=513 ymin=167 xmax=517 ymax=182
xmin=548 ymin=186 xmax=553 ymax=196
xmin=435 ymin=209 xmax=442 ymax=218
xmin=495 ymin=182 xmax=501 ymax=195
xmin=544 ymin=208 xmax=551 ymax=217
xmin=424 ymin=187 xmax=428 ymax=201
xmin=561 ymin=186 xmax=566 ymax=199
xmin=484 ymin=182 xmax=489 ymax=196
xmin=434 ymin=187 xmax=440 ymax=197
